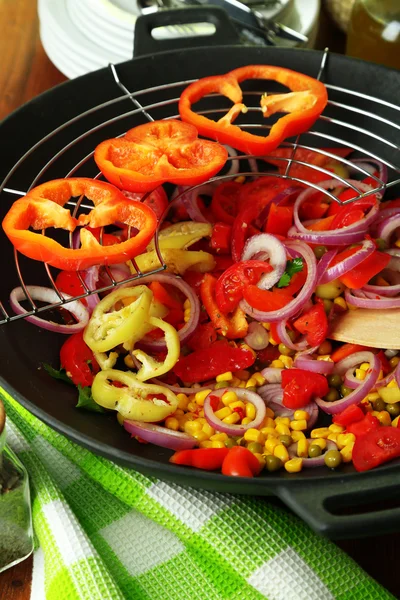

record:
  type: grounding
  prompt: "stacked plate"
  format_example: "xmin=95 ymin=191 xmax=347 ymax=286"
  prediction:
xmin=38 ymin=0 xmax=320 ymax=79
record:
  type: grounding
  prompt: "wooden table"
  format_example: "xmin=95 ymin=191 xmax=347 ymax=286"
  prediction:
xmin=0 ymin=0 xmax=399 ymax=598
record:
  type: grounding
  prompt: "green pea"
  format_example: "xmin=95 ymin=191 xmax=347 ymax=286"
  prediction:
xmin=313 ymin=245 xmax=327 ymax=259
xmin=238 ymin=437 xmax=247 ymax=447
xmin=324 ymin=387 xmax=340 ymax=402
xmin=224 ymin=438 xmax=237 ymax=449
xmin=214 ymin=381 xmax=230 ymax=389
xmin=247 ymin=441 xmax=263 ymax=454
xmin=278 ymin=343 xmax=294 ymax=357
xmin=375 ymin=238 xmax=387 ymax=251
xmin=372 ymin=398 xmax=386 ymax=412
xmin=308 ymin=444 xmax=322 ymax=458
xmin=287 ymin=330 xmax=297 ymax=342
xmin=327 ymin=374 xmax=343 ymax=389
xmin=315 ymin=280 xmax=345 ymax=300
xmin=324 ymin=449 xmax=342 ymax=469
xmin=278 ymin=435 xmax=293 ymax=448
xmin=386 ymin=403 xmax=400 ymax=418
xmin=322 ymin=299 xmax=333 ymax=315
xmin=265 ymin=455 xmax=283 ymax=472
xmin=341 ymin=384 xmax=353 ymax=397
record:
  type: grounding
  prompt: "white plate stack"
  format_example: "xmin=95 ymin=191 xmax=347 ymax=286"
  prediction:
xmin=38 ymin=0 xmax=320 ymax=79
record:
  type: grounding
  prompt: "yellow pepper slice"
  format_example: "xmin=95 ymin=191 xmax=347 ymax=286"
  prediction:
xmin=132 ymin=316 xmax=180 ymax=381
xmin=94 ymin=351 xmax=119 ymax=370
xmin=130 ymin=248 xmax=215 ymax=275
xmin=91 ymin=369 xmax=178 ymax=422
xmin=84 ymin=286 xmax=152 ymax=354
xmin=147 ymin=221 xmax=212 ymax=251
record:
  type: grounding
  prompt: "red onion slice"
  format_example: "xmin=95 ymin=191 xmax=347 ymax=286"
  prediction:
xmin=203 ymin=388 xmax=266 ymax=435
xmin=318 ymin=239 xmax=376 ymax=284
xmin=316 ymin=249 xmax=338 ymax=285
xmin=276 ymin=320 xmax=308 ymax=352
xmin=258 ymin=383 xmax=318 ymax=428
xmin=345 ymin=288 xmax=400 ymax=309
xmin=254 ymin=186 xmax=301 ymax=229
xmin=10 ymin=286 xmax=89 ymax=334
xmin=260 ymin=368 xmax=283 ymax=384
xmin=123 ymin=420 xmax=197 ymax=450
xmin=375 ymin=360 xmax=400 ymax=389
xmin=316 ymin=352 xmax=380 ymax=414
xmin=82 ymin=265 xmax=100 ymax=312
xmin=288 ymin=226 xmax=366 ymax=246
xmin=176 ymin=184 xmax=215 ymax=224
xmin=349 ymin=158 xmax=388 ymax=188
xmin=240 ymin=240 xmax=317 ymax=323
xmin=244 ymin=322 xmax=270 ymax=350
xmin=376 ymin=213 xmax=400 ymax=245
xmin=241 ymin=233 xmax=287 ymax=290
xmin=288 ymin=439 xmax=337 ymax=468
xmin=150 ymin=378 xmax=214 ymax=395
xmin=294 ymin=355 xmax=335 ymax=375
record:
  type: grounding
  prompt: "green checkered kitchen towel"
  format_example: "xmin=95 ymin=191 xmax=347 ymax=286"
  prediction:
xmin=1 ymin=389 xmax=394 ymax=600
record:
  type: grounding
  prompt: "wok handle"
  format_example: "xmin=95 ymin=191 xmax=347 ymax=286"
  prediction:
xmin=276 ymin=466 xmax=400 ymax=539
xmin=134 ymin=7 xmax=240 ymax=57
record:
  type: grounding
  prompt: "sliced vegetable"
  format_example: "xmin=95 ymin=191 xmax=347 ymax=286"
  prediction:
xmin=221 ymin=446 xmax=262 ymax=477
xmin=352 ymin=427 xmax=400 ymax=472
xmin=282 ymin=368 xmax=329 ymax=409
xmin=215 ymin=260 xmax=272 ymax=314
xmin=293 ymin=302 xmax=328 ymax=347
xmin=60 ymin=331 xmax=100 ymax=387
xmin=124 ymin=420 xmax=197 ymax=450
xmin=170 ymin=447 xmax=229 ymax=469
xmin=200 ymin=273 xmax=248 ymax=338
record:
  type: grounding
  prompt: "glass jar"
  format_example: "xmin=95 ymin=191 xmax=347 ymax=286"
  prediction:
xmin=0 ymin=399 xmax=33 ymax=573
xmin=346 ymin=0 xmax=400 ymax=69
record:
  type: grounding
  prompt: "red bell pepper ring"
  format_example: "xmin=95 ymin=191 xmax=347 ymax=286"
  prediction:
xmin=215 ymin=260 xmax=273 ymax=314
xmin=352 ymin=427 xmax=400 ymax=472
xmin=179 ymin=65 xmax=328 ymax=155
xmin=170 ymin=448 xmax=229 ymax=470
xmin=293 ymin=301 xmax=328 ymax=347
xmin=60 ymin=331 xmax=100 ymax=387
xmin=333 ymin=404 xmax=365 ymax=427
xmin=94 ymin=120 xmax=228 ymax=193
xmin=347 ymin=412 xmax=380 ymax=438
xmin=221 ymin=446 xmax=262 ymax=477
xmin=282 ymin=368 xmax=329 ymax=409
xmin=2 ymin=178 xmax=157 ymax=271
xmin=173 ymin=340 xmax=255 ymax=384
xmin=200 ymin=273 xmax=248 ymax=339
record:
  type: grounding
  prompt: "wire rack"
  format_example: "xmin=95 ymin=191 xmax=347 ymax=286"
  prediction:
xmin=0 ymin=48 xmax=399 ymax=326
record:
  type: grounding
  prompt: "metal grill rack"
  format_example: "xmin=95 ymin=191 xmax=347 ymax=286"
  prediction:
xmin=0 ymin=49 xmax=399 ymax=326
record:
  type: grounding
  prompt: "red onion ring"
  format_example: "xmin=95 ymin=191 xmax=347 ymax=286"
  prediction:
xmin=9 ymin=286 xmax=89 ymax=334
xmin=260 ymin=368 xmax=283 ymax=384
xmin=203 ymin=388 xmax=266 ymax=435
xmin=276 ymin=320 xmax=308 ymax=352
xmin=240 ymin=240 xmax=317 ymax=323
xmin=149 ymin=378 xmax=214 ymax=395
xmin=376 ymin=213 xmax=400 ymax=245
xmin=241 ymin=233 xmax=287 ymax=290
xmin=175 ymin=184 xmax=215 ymax=224
xmin=316 ymin=352 xmax=380 ymax=414
xmin=258 ymin=383 xmax=318 ymax=428
xmin=316 ymin=249 xmax=338 ymax=285
xmin=318 ymin=239 xmax=376 ymax=285
xmin=345 ymin=288 xmax=400 ymax=309
xmin=375 ymin=360 xmax=400 ymax=389
xmin=288 ymin=225 xmax=366 ymax=246
xmin=294 ymin=355 xmax=335 ymax=375
xmin=120 ymin=272 xmax=200 ymax=351
xmin=82 ymin=265 xmax=100 ymax=312
xmin=288 ymin=439 xmax=337 ymax=467
xmin=123 ymin=420 xmax=197 ymax=450
xmin=244 ymin=322 xmax=270 ymax=350
xmin=349 ymin=158 xmax=387 ymax=189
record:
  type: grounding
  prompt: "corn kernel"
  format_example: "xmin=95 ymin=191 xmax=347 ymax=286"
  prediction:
xmin=291 ymin=430 xmax=306 ymax=442
xmin=215 ymin=406 xmax=232 ymax=420
xmin=216 ymin=371 xmax=233 ymax=382
xmin=262 ymin=450 xmax=273 ymax=457
xmin=261 ymin=427 xmax=279 ymax=437
xmin=245 ymin=377 xmax=257 ymax=388
xmin=336 ymin=433 xmax=356 ymax=449
xmin=284 ymin=457 xmax=303 ymax=473
xmin=197 ymin=417 xmax=207 ymax=425
xmin=183 ymin=298 xmax=191 ymax=310
xmin=230 ymin=377 xmax=241 ymax=387
xmin=176 ymin=393 xmax=189 ymax=410
xmin=355 ymin=368 xmax=366 ymax=381
xmin=376 ymin=411 xmax=392 ymax=427
xmin=188 ymin=401 xmax=198 ymax=413
xmin=390 ymin=357 xmax=400 ymax=368
xmin=275 ymin=423 xmax=291 ymax=436
xmin=222 ymin=412 xmax=241 ymax=424
xmin=262 ymin=417 xmax=275 ymax=429
xmin=174 ymin=408 xmax=185 ymax=417
xmin=274 ymin=417 xmax=290 ymax=427
xmin=297 ymin=438 xmax=309 ymax=458
xmin=202 ymin=423 xmax=215 ymax=438
xmin=234 ymin=175 xmax=246 ymax=184
xmin=290 ymin=419 xmax=308 ymax=431
xmin=327 ymin=433 xmax=338 ymax=442
xmin=241 ymin=417 xmax=253 ymax=425
xmin=192 ymin=430 xmax=210 ymax=442
xmin=347 ymin=302 xmax=358 ymax=310
xmin=195 ymin=389 xmax=212 ymax=406
xmin=238 ymin=381 xmax=247 ymax=388
xmin=279 ymin=355 xmax=294 ymax=369
xmin=310 ymin=438 xmax=327 ymax=450
xmin=274 ymin=444 xmax=289 ymax=463
xmin=184 ymin=420 xmax=202 ymax=434
xmin=293 ymin=410 xmax=310 ymax=421
xmin=254 ymin=453 xmax=266 ymax=469
xmin=199 ymin=440 xmax=225 ymax=448
xmin=392 ymin=416 xmax=400 ymax=427
xmin=317 ymin=355 xmax=333 ymax=362
xmin=165 ymin=417 xmax=179 ymax=431
xmin=387 ymin=379 xmax=399 ymax=389
xmin=340 ymin=443 xmax=354 ymax=463
xmin=271 ymin=359 xmax=284 ymax=369
xmin=377 ymin=370 xmax=384 ymax=381
xmin=310 ymin=427 xmax=330 ymax=439
xmin=124 ymin=354 xmax=134 ymax=368
xmin=378 ymin=386 xmax=400 ymax=404
xmin=396 ymin=239 xmax=400 ymax=248
xmin=265 ymin=407 xmax=275 ymax=418
xmin=265 ymin=437 xmax=280 ymax=453
xmin=245 ymin=403 xmax=256 ymax=420
xmin=221 ymin=391 xmax=238 ymax=406
xmin=229 ymin=400 xmax=246 ymax=411
xmin=262 ymin=322 xmax=270 ymax=330
xmin=361 ymin=399 xmax=373 ymax=412
xmin=360 ymin=362 xmax=370 ymax=372
xmin=329 ymin=423 xmax=345 ymax=434
xmin=244 ymin=429 xmax=266 ymax=444
xmin=198 ymin=409 xmax=205 ymax=418
xmin=253 ymin=372 xmax=266 ymax=386
xmin=269 ymin=335 xmax=279 ymax=346
xmin=235 ymin=369 xmax=250 ymax=381
xmin=210 ymin=432 xmax=228 ymax=442
xmin=334 ymin=296 xmax=347 ymax=310
xmin=184 ymin=309 xmax=191 ymax=323
xmin=366 ymin=392 xmax=380 ymax=402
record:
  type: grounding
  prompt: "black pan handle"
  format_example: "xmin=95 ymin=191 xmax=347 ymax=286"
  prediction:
xmin=134 ymin=7 xmax=241 ymax=57
xmin=276 ymin=465 xmax=400 ymax=539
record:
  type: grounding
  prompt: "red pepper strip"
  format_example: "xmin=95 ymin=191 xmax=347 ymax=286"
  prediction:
xmin=242 ymin=286 xmax=294 ymax=312
xmin=211 ymin=181 xmax=243 ymax=224
xmin=332 ymin=247 xmax=391 ymax=289
xmin=352 ymin=427 xmax=400 ymax=472
xmin=215 ymin=260 xmax=273 ymax=314
xmin=293 ymin=301 xmax=328 ymax=347
xmin=187 ymin=321 xmax=217 ymax=351
xmin=2 ymin=178 xmax=157 ymax=271
xmin=333 ymin=404 xmax=365 ymax=427
xmin=179 ymin=66 xmax=328 ymax=155
xmin=347 ymin=413 xmax=380 ymax=438
xmin=265 ymin=203 xmax=294 ymax=236
xmin=95 ymin=120 xmax=228 ymax=193
xmin=299 ymin=199 xmax=329 ymax=220
xmin=170 ymin=448 xmax=229 ymax=470
xmin=60 ymin=331 xmax=99 ymax=387
xmin=221 ymin=446 xmax=261 ymax=477
xmin=210 ymin=222 xmax=232 ymax=254
xmin=330 ymin=197 xmax=377 ymax=230
xmin=282 ymin=368 xmax=329 ymax=409
xmin=330 ymin=343 xmax=372 ymax=363
xmin=148 ymin=281 xmax=182 ymax=310
xmin=55 ymin=271 xmax=87 ymax=305
xmin=231 ymin=202 xmax=261 ymax=262
xmin=200 ymin=273 xmax=248 ymax=338
xmin=173 ymin=340 xmax=255 ymax=384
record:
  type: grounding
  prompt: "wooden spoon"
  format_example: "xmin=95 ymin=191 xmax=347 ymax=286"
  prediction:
xmin=329 ymin=308 xmax=400 ymax=349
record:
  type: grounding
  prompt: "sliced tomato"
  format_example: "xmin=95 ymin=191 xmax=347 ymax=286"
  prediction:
xmin=293 ymin=302 xmax=328 ymax=347
xmin=333 ymin=404 xmax=365 ymax=427
xmin=242 ymin=286 xmax=293 ymax=312
xmin=238 ymin=176 xmax=289 ymax=212
xmin=215 ymin=260 xmax=273 ymax=314
xmin=282 ymin=368 xmax=329 ymax=409
xmin=330 ymin=197 xmax=377 ymax=230
xmin=187 ymin=321 xmax=217 ymax=351
xmin=352 ymin=427 xmax=400 ymax=472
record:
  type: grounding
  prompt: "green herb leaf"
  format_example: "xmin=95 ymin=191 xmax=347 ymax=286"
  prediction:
xmin=277 ymin=257 xmax=304 ymax=288
xmin=42 ymin=363 xmax=73 ymax=385
xmin=76 ymin=386 xmax=105 ymax=413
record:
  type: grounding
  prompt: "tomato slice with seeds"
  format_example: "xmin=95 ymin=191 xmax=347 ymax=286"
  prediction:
xmin=352 ymin=427 xmax=400 ymax=472
xmin=215 ymin=260 xmax=273 ymax=314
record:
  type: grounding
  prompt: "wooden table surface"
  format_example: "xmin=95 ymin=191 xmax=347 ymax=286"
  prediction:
xmin=0 ymin=0 xmax=399 ymax=598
